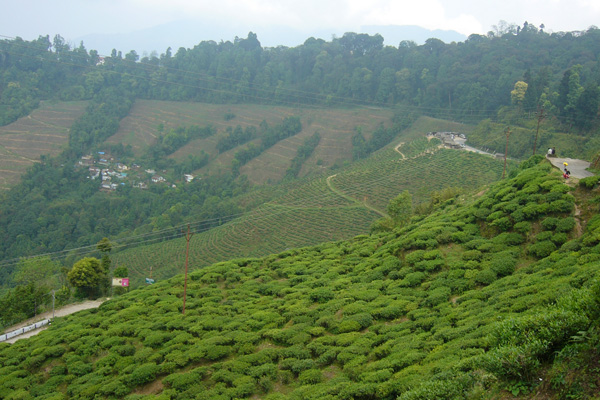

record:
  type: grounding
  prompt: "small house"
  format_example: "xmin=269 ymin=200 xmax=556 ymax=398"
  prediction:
xmin=151 ymin=175 xmax=166 ymax=183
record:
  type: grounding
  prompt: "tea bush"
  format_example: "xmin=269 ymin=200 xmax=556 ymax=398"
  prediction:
xmin=1 ymin=161 xmax=597 ymax=399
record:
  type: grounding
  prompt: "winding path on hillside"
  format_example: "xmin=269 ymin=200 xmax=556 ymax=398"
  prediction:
xmin=324 ymin=141 xmax=443 ymax=218
xmin=394 ymin=142 xmax=406 ymax=159
xmin=326 ymin=174 xmax=388 ymax=218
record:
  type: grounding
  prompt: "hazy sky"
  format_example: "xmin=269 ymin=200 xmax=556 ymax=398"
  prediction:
xmin=3 ymin=0 xmax=599 ymax=46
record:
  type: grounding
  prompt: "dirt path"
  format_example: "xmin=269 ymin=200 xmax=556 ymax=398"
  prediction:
xmin=326 ymin=174 xmax=388 ymax=218
xmin=3 ymin=299 xmax=107 ymax=344
xmin=394 ymin=142 xmax=406 ymax=159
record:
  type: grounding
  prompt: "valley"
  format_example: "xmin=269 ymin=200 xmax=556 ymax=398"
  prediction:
xmin=1 ymin=27 xmax=600 ymax=399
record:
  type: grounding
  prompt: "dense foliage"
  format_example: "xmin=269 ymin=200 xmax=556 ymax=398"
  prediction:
xmin=1 ymin=24 xmax=600 ymax=275
xmin=285 ymin=132 xmax=321 ymax=179
xmin=1 ymin=160 xmax=599 ymax=399
xmin=3 ymin=25 xmax=600 ymax=130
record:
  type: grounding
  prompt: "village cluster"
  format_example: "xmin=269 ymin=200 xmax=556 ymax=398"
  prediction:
xmin=76 ymin=152 xmax=195 ymax=192
xmin=426 ymin=131 xmax=467 ymax=149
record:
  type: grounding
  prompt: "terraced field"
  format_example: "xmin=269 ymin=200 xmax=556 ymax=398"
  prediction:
xmin=113 ymin=193 xmax=378 ymax=286
xmin=107 ymin=100 xmax=394 ymax=183
xmin=0 ymin=101 xmax=87 ymax=189
xmin=330 ymin=147 xmax=506 ymax=212
xmin=112 ymin=136 xmax=508 ymax=286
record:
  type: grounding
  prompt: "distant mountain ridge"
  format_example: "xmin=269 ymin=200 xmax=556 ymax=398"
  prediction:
xmin=74 ymin=20 xmax=466 ymax=55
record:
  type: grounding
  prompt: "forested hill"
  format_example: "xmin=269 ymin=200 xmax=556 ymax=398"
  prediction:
xmin=2 ymin=158 xmax=600 ymax=399
xmin=2 ymin=25 xmax=600 ymax=130
xmin=0 ymin=24 xmax=598 ymax=288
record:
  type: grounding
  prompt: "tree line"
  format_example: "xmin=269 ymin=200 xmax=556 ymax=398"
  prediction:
xmin=2 ymin=25 xmax=600 ymax=130
xmin=1 ymin=23 xmax=600 ymax=290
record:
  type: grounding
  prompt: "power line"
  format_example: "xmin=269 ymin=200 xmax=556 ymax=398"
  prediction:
xmin=0 ymin=36 xmax=532 ymax=269
xmin=0 ymin=142 xmax=505 ymax=270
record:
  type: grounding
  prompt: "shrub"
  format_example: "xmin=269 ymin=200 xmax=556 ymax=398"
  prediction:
xmin=556 ymin=217 xmax=576 ymax=232
xmin=535 ymin=231 xmax=553 ymax=242
xmin=462 ymin=250 xmax=482 ymax=261
xmin=143 ymin=332 xmax=170 ymax=349
xmin=337 ymin=320 xmax=362 ymax=333
xmin=68 ymin=361 xmax=93 ymax=377
xmin=513 ymin=221 xmax=532 ymax=234
xmin=528 ymin=240 xmax=557 ymax=258
xmin=490 ymin=217 xmax=513 ymax=232
xmin=352 ymin=289 xmax=380 ymax=302
xmin=349 ymin=313 xmax=373 ymax=329
xmin=280 ymin=358 xmax=314 ymax=374
xmin=490 ymin=256 xmax=517 ymax=277
xmin=549 ymin=199 xmax=574 ymax=213
xmin=112 ymin=344 xmax=136 ymax=357
xmin=486 ymin=210 xmax=505 ymax=222
xmin=374 ymin=302 xmax=406 ymax=320
xmin=128 ymin=363 xmax=160 ymax=386
xmin=398 ymin=374 xmax=473 ymax=400
xmin=204 ymin=345 xmax=232 ymax=361
xmin=541 ymin=217 xmax=559 ymax=230
xmin=230 ymin=375 xmax=255 ymax=398
xmin=402 ymin=272 xmax=426 ymax=287
xmin=50 ymin=365 xmax=68 ymax=376
xmin=551 ymin=233 xmax=568 ymax=245
xmin=361 ymin=368 xmax=394 ymax=383
xmin=493 ymin=233 xmax=525 ymax=246
xmin=298 ymin=368 xmax=322 ymax=385
xmin=578 ymin=175 xmax=600 ymax=189
xmin=474 ymin=269 xmax=497 ymax=286
xmin=309 ymin=288 xmax=335 ymax=303
xmin=484 ymin=309 xmax=589 ymax=380
xmin=405 ymin=250 xmax=426 ymax=264
xmin=414 ymin=259 xmax=445 ymax=272
xmin=424 ymin=287 xmax=451 ymax=307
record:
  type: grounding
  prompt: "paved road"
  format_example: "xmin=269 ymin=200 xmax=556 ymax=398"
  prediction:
xmin=453 ymin=138 xmax=495 ymax=156
xmin=3 ymin=299 xmax=107 ymax=344
xmin=547 ymin=156 xmax=594 ymax=179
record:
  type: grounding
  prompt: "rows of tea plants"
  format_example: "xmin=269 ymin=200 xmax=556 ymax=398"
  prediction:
xmin=331 ymin=148 xmax=507 ymax=211
xmin=109 ymin=101 xmax=293 ymax=156
xmin=2 ymin=160 xmax=598 ymax=399
xmin=113 ymin=201 xmax=379 ymax=286
xmin=109 ymin=101 xmax=392 ymax=169
xmin=0 ymin=101 xmax=87 ymax=188
xmin=112 ymin=142 xmax=507 ymax=285
xmin=395 ymin=137 xmax=441 ymax=158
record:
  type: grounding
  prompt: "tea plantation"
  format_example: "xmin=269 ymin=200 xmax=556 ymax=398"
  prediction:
xmin=1 ymin=158 xmax=600 ymax=399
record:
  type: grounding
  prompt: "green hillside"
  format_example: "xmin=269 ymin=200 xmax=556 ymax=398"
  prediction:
xmin=112 ymin=133 xmax=508 ymax=286
xmin=2 ymin=158 xmax=599 ymax=399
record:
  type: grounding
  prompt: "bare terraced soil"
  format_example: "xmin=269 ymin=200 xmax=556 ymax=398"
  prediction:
xmin=0 ymin=101 xmax=87 ymax=189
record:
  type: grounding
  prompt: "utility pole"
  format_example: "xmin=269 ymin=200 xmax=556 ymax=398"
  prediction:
xmin=503 ymin=127 xmax=511 ymax=179
xmin=182 ymin=224 xmax=193 ymax=315
xmin=51 ymin=290 xmax=55 ymax=320
xmin=533 ymin=107 xmax=545 ymax=155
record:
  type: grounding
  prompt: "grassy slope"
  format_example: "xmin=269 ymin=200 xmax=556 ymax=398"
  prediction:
xmin=0 ymin=101 xmax=87 ymax=189
xmin=2 ymin=160 xmax=597 ymax=399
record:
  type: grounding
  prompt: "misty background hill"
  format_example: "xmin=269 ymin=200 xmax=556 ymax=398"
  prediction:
xmin=74 ymin=20 xmax=466 ymax=55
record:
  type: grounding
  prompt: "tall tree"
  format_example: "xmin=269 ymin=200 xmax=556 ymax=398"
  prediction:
xmin=67 ymin=257 xmax=104 ymax=298
xmin=387 ymin=190 xmax=413 ymax=226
